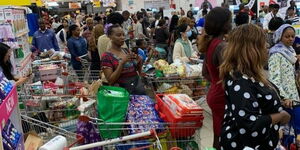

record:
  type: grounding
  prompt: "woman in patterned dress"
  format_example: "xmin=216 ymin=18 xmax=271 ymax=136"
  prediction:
xmin=219 ymin=24 xmax=291 ymax=150
xmin=268 ymin=24 xmax=299 ymax=107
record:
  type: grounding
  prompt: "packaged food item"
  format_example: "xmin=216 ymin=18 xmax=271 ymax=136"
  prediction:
xmin=179 ymin=85 xmax=193 ymax=97
xmin=153 ymin=59 xmax=169 ymax=71
xmin=164 ymin=86 xmax=179 ymax=94
xmin=39 ymin=64 xmax=59 ymax=81
xmin=127 ymin=95 xmax=164 ymax=134
xmin=163 ymin=65 xmax=178 ymax=77
xmin=186 ymin=64 xmax=202 ymax=77
xmin=156 ymin=94 xmax=204 ymax=138
xmin=157 ymin=83 xmax=173 ymax=93
xmin=2 ymin=120 xmax=22 ymax=150
xmin=176 ymin=65 xmax=186 ymax=77
xmin=163 ymin=94 xmax=203 ymax=116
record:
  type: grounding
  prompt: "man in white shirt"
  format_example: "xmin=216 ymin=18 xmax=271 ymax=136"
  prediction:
xmin=122 ymin=10 xmax=133 ymax=47
xmin=263 ymin=4 xmax=284 ymax=30
xmin=197 ymin=4 xmax=210 ymax=21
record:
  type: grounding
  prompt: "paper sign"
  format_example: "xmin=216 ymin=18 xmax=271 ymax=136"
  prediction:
xmin=69 ymin=2 xmax=82 ymax=9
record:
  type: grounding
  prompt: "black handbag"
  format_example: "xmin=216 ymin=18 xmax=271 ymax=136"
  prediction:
xmin=116 ymin=48 xmax=146 ymax=95
xmin=118 ymin=76 xmax=146 ymax=95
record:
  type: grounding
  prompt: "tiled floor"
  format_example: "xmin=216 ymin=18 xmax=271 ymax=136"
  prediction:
xmin=198 ymin=100 xmax=214 ymax=149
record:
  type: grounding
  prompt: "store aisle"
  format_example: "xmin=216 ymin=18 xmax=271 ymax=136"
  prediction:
xmin=199 ymin=101 xmax=214 ymax=149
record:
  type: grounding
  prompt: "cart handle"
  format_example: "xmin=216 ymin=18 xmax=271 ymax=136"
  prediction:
xmin=65 ymin=129 xmax=160 ymax=150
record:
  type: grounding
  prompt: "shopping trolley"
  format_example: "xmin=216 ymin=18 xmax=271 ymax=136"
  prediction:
xmin=20 ymin=78 xmax=98 ymax=129
xmin=64 ymin=129 xmax=163 ymax=150
xmin=73 ymin=98 xmax=202 ymax=150
xmin=21 ymin=114 xmax=83 ymax=147
xmin=72 ymin=117 xmax=202 ymax=150
xmin=148 ymin=76 xmax=209 ymax=101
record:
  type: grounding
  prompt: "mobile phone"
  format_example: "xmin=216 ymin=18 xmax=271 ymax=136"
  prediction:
xmin=27 ymin=73 xmax=32 ymax=77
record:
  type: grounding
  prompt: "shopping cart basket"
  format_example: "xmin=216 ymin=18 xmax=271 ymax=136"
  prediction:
xmin=21 ymin=114 xmax=83 ymax=148
xmin=64 ymin=128 xmax=163 ymax=150
xmin=72 ymin=115 xmax=201 ymax=150
xmin=21 ymin=93 xmax=97 ymax=131
xmin=149 ymin=76 xmax=209 ymax=101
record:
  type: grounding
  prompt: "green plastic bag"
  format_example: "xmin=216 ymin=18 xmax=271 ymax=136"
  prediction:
xmin=97 ymin=86 xmax=130 ymax=139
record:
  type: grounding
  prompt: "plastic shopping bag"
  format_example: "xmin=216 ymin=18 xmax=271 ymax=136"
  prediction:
xmin=97 ymin=86 xmax=130 ymax=139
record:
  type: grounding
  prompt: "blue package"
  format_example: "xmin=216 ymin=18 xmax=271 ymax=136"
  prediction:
xmin=127 ymin=95 xmax=164 ymax=134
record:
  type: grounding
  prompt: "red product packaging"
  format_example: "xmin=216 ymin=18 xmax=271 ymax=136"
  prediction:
xmin=155 ymin=94 xmax=204 ymax=138
xmin=162 ymin=94 xmax=203 ymax=116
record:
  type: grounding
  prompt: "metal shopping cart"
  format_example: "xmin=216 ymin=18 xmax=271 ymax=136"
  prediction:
xmin=73 ymin=96 xmax=202 ymax=150
xmin=21 ymin=108 xmax=165 ymax=150
xmin=148 ymin=76 xmax=209 ymax=101
xmin=65 ymin=127 xmax=164 ymax=150
xmin=20 ymin=78 xmax=98 ymax=130
xmin=73 ymin=118 xmax=202 ymax=150
xmin=21 ymin=114 xmax=83 ymax=148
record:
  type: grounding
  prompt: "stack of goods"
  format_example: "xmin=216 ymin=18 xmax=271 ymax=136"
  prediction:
xmin=156 ymin=79 xmax=208 ymax=99
xmin=0 ymin=72 xmax=13 ymax=103
xmin=153 ymin=59 xmax=203 ymax=78
xmin=127 ymin=95 xmax=164 ymax=134
xmin=38 ymin=64 xmax=59 ymax=81
xmin=155 ymin=94 xmax=204 ymax=138
xmin=47 ymin=97 xmax=80 ymax=122
xmin=2 ymin=120 xmax=22 ymax=150
xmin=29 ymin=80 xmax=85 ymax=96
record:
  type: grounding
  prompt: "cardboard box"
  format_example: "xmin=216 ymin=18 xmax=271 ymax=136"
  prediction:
xmin=24 ymin=133 xmax=43 ymax=150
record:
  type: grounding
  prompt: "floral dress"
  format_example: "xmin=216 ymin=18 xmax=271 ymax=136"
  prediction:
xmin=268 ymin=53 xmax=300 ymax=101
xmin=220 ymin=72 xmax=283 ymax=150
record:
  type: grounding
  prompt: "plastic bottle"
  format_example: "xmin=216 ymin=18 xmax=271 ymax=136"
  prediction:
xmin=39 ymin=135 xmax=67 ymax=150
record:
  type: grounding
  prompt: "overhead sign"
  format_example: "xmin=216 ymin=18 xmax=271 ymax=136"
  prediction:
xmin=102 ymin=0 xmax=116 ymax=7
xmin=0 ymin=0 xmax=31 ymax=6
xmin=69 ymin=2 xmax=81 ymax=9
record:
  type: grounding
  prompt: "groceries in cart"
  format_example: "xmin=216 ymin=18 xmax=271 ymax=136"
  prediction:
xmin=152 ymin=59 xmax=203 ymax=78
xmin=152 ymin=78 xmax=208 ymax=100
xmin=156 ymin=94 xmax=204 ymax=138
xmin=127 ymin=95 xmax=164 ymax=134
xmin=39 ymin=64 xmax=59 ymax=81
xmin=21 ymin=115 xmax=81 ymax=150
xmin=33 ymin=48 xmax=71 ymax=60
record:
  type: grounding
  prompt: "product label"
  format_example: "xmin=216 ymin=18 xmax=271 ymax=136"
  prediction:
xmin=5 ymin=97 xmax=14 ymax=115
xmin=0 ymin=87 xmax=17 ymax=130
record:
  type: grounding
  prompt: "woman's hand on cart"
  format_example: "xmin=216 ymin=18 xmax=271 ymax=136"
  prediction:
xmin=76 ymin=57 xmax=81 ymax=61
xmin=281 ymin=99 xmax=294 ymax=108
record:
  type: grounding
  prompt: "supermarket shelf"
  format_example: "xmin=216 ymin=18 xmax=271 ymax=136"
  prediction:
xmin=0 ymin=86 xmax=18 ymax=130
xmin=15 ymin=30 xmax=29 ymax=38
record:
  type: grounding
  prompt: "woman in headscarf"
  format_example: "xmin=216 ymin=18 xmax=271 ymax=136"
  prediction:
xmin=268 ymin=24 xmax=299 ymax=108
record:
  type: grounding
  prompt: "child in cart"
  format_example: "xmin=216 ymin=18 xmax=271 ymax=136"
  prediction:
xmin=135 ymin=39 xmax=156 ymax=64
